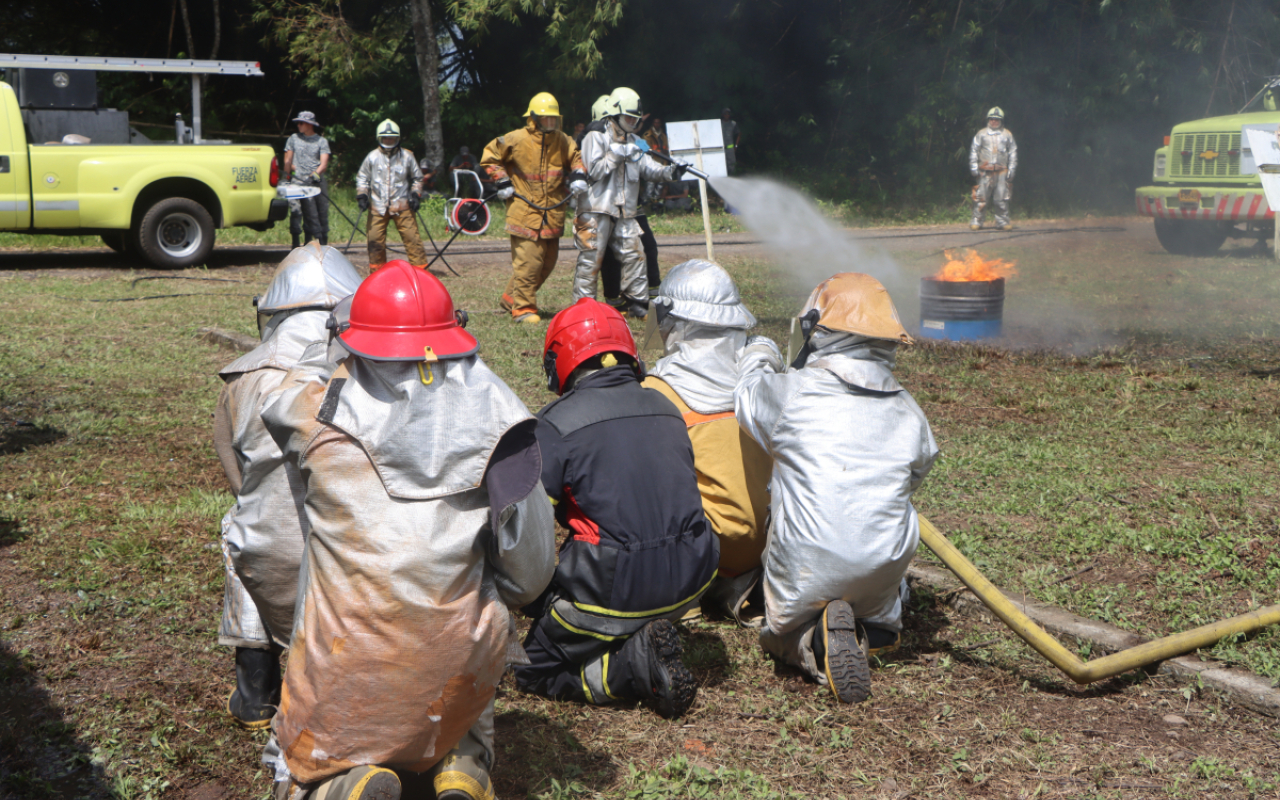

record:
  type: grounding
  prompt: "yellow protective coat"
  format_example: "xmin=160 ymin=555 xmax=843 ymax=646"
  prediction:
xmin=643 ymin=376 xmax=772 ymax=577
xmin=481 ymin=119 xmax=584 ymax=240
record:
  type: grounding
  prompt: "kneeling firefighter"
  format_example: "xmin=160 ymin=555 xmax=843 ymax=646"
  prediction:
xmin=213 ymin=243 xmax=363 ymax=730
xmin=640 ymin=260 xmax=773 ymax=625
xmin=481 ymin=92 xmax=587 ymax=324
xmin=734 ymin=274 xmax=939 ymax=704
xmin=574 ymin=88 xmax=685 ymax=318
xmin=515 ymin=298 xmax=719 ymax=718
xmin=261 ymin=261 xmax=556 ymax=800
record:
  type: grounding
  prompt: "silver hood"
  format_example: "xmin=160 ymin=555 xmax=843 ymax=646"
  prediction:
xmin=256 ymin=243 xmax=363 ymax=314
xmin=220 ymin=309 xmax=332 ymax=376
xmin=655 ymin=259 xmax=756 ymax=329
xmin=651 ymin=320 xmax=747 ymax=415
xmin=803 ymin=329 xmax=902 ymax=393
xmin=322 ymin=355 xmax=535 ymax=500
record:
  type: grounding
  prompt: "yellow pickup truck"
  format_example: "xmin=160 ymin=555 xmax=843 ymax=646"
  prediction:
xmin=0 ymin=71 xmax=286 ymax=268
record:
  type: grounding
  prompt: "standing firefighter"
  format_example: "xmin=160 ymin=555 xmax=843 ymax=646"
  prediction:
xmin=575 ymin=87 xmax=686 ymax=318
xmin=969 ymin=107 xmax=1018 ymax=231
xmin=214 ymin=243 xmax=363 ymax=730
xmin=261 ymin=261 xmax=556 ymax=800
xmin=641 ymin=260 xmax=773 ymax=626
xmin=356 ymin=119 xmax=428 ymax=269
xmin=481 ymin=92 xmax=587 ymax=324
xmin=515 ymin=299 xmax=720 ymax=718
xmin=735 ymin=274 xmax=938 ymax=704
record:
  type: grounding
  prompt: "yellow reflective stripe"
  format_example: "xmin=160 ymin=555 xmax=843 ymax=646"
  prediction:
xmin=550 ymin=608 xmax=625 ymax=641
xmin=548 ymin=496 xmax=559 ymax=506
xmin=601 ymin=652 xmax=616 ymax=700
xmin=580 ymin=664 xmax=594 ymax=703
xmin=570 ymin=572 xmax=718 ymax=618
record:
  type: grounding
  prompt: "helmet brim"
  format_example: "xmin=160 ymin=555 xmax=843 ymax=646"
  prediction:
xmin=338 ymin=325 xmax=479 ymax=362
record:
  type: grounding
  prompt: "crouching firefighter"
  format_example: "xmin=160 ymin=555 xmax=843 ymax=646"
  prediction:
xmin=640 ymin=260 xmax=773 ymax=626
xmin=515 ymin=298 xmax=719 ymax=718
xmin=213 ymin=243 xmax=363 ymax=729
xmin=260 ymin=261 xmax=556 ymax=800
xmin=734 ymin=273 xmax=938 ymax=704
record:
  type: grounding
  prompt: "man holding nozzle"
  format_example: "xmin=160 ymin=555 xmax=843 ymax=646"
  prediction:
xmin=213 ymin=243 xmax=363 ymax=731
xmin=261 ymin=261 xmax=555 ymax=800
xmin=356 ymin=119 xmax=429 ymax=270
xmin=734 ymin=273 xmax=938 ymax=704
xmin=574 ymin=87 xmax=686 ymax=318
xmin=969 ymin=106 xmax=1018 ymax=231
xmin=481 ymin=92 xmax=587 ymax=324
xmin=640 ymin=260 xmax=773 ymax=626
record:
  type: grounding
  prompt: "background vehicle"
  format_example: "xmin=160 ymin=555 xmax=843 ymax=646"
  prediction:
xmin=1135 ymin=76 xmax=1280 ymax=255
xmin=0 ymin=55 xmax=286 ymax=268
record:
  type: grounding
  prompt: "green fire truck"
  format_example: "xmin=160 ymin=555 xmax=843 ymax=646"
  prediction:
xmin=1135 ymin=78 xmax=1280 ymax=255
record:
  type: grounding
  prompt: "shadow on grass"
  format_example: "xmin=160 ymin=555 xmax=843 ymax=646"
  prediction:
xmin=0 ymin=640 xmax=112 ymax=799
xmin=492 ymin=707 xmax=619 ymax=799
xmin=681 ymin=627 xmax=734 ymax=688
xmin=0 ymin=420 xmax=64 ymax=456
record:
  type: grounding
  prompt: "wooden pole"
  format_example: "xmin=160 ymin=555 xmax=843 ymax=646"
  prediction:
xmin=692 ymin=122 xmax=714 ymax=261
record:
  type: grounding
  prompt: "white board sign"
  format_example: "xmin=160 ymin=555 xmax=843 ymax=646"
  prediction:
xmin=666 ymin=119 xmax=728 ymax=178
xmin=1244 ymin=128 xmax=1280 ymax=211
xmin=1239 ymin=123 xmax=1279 ymax=175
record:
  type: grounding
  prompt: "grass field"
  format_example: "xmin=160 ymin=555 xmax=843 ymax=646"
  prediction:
xmin=1 ymin=222 xmax=1279 ymax=799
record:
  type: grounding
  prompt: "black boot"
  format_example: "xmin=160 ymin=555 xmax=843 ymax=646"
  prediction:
xmin=621 ymin=295 xmax=649 ymax=320
xmin=291 ymin=233 xmax=301 ymax=248
xmin=226 ymin=646 xmax=281 ymax=729
xmin=304 ymin=232 xmax=313 ymax=245
xmin=319 ymin=234 xmax=328 ymax=246
xmin=612 ymin=620 xmax=696 ymax=718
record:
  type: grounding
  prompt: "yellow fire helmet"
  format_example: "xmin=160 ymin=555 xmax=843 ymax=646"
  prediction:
xmin=524 ymin=92 xmax=560 ymax=117
xmin=800 ymin=272 xmax=912 ymax=344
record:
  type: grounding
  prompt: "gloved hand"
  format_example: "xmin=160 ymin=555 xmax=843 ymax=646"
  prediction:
xmin=741 ymin=336 xmax=784 ymax=373
xmin=671 ymin=163 xmax=689 ymax=179
xmin=356 ymin=194 xmax=370 ymax=213
xmin=610 ymin=142 xmax=643 ymax=162
xmin=495 ymin=180 xmax=515 ymax=201
xmin=408 ymin=192 xmax=421 ymax=213
xmin=569 ymin=179 xmax=588 ymax=196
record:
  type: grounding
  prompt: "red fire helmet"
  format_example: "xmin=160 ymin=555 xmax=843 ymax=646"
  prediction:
xmin=543 ymin=298 xmax=638 ymax=394
xmin=338 ymin=260 xmax=477 ymax=361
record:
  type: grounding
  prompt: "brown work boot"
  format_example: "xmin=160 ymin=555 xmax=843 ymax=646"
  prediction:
xmin=430 ymin=753 xmax=495 ymax=800
xmin=999 ymin=223 xmax=1014 ymax=231
xmin=969 ymin=223 xmax=981 ymax=231
xmin=512 ymin=307 xmax=542 ymax=324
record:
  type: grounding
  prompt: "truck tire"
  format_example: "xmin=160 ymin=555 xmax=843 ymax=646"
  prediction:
xmin=1153 ymin=218 xmax=1227 ymax=256
xmin=135 ymin=197 xmax=215 ymax=269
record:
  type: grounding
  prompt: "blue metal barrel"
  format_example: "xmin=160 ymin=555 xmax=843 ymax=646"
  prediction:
xmin=919 ymin=277 xmax=1004 ymax=341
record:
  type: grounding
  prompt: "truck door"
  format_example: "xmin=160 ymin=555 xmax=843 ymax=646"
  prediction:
xmin=0 ymin=82 xmax=29 ymax=229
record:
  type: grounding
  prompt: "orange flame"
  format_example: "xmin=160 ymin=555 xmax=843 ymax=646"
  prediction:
xmin=935 ymin=249 xmax=1018 ymax=282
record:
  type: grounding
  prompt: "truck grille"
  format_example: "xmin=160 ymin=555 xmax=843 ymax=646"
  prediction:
xmin=1170 ymin=132 xmax=1241 ymax=178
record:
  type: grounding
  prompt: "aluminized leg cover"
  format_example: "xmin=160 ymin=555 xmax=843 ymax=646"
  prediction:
xmin=701 ymin=569 xmax=764 ymax=628
xmin=219 ymin=511 xmax=271 ymax=649
xmin=297 ymin=766 xmax=402 ymax=800
xmin=760 ymin=619 xmax=823 ymax=684
xmin=573 ymin=212 xmax=614 ymax=300
xmin=971 ymin=173 xmax=996 ymax=227
xmin=607 ymin=217 xmax=647 ymax=303
xmin=993 ymin=172 xmax=1012 ymax=228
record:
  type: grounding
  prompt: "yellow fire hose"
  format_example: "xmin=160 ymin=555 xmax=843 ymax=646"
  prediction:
xmin=918 ymin=515 xmax=1280 ymax=684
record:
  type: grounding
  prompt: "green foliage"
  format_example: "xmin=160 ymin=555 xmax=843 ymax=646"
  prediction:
xmin=448 ymin=0 xmax=627 ymax=77
xmin=251 ymin=0 xmax=408 ymax=91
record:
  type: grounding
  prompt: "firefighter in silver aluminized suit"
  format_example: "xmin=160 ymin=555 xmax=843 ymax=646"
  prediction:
xmin=969 ymin=106 xmax=1018 ymax=231
xmin=213 ymin=243 xmax=363 ymax=730
xmin=260 ymin=261 xmax=555 ymax=800
xmin=735 ymin=273 xmax=938 ymax=705
xmin=574 ymin=87 xmax=684 ymax=318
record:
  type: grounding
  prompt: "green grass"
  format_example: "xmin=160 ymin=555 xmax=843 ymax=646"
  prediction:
xmin=2 ymin=227 xmax=1279 ymax=798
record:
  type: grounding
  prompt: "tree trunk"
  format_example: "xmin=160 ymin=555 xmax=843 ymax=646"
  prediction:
xmin=177 ymin=0 xmax=195 ymax=58
xmin=409 ymin=0 xmax=444 ymax=170
xmin=210 ymin=0 xmax=221 ymax=60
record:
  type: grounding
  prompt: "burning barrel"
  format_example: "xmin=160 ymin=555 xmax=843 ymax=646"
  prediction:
xmin=919 ymin=249 xmax=1015 ymax=342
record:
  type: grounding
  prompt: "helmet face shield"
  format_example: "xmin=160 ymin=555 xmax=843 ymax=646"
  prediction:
xmin=533 ymin=114 xmax=562 ymax=133
xmin=617 ymin=114 xmax=641 ymax=133
xmin=379 ymin=135 xmax=400 ymax=150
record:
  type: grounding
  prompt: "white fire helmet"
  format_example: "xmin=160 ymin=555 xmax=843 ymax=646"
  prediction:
xmin=608 ymin=87 xmax=643 ymax=133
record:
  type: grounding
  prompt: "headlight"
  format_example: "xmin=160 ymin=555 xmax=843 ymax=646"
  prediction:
xmin=1155 ymin=153 xmax=1167 ymax=178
